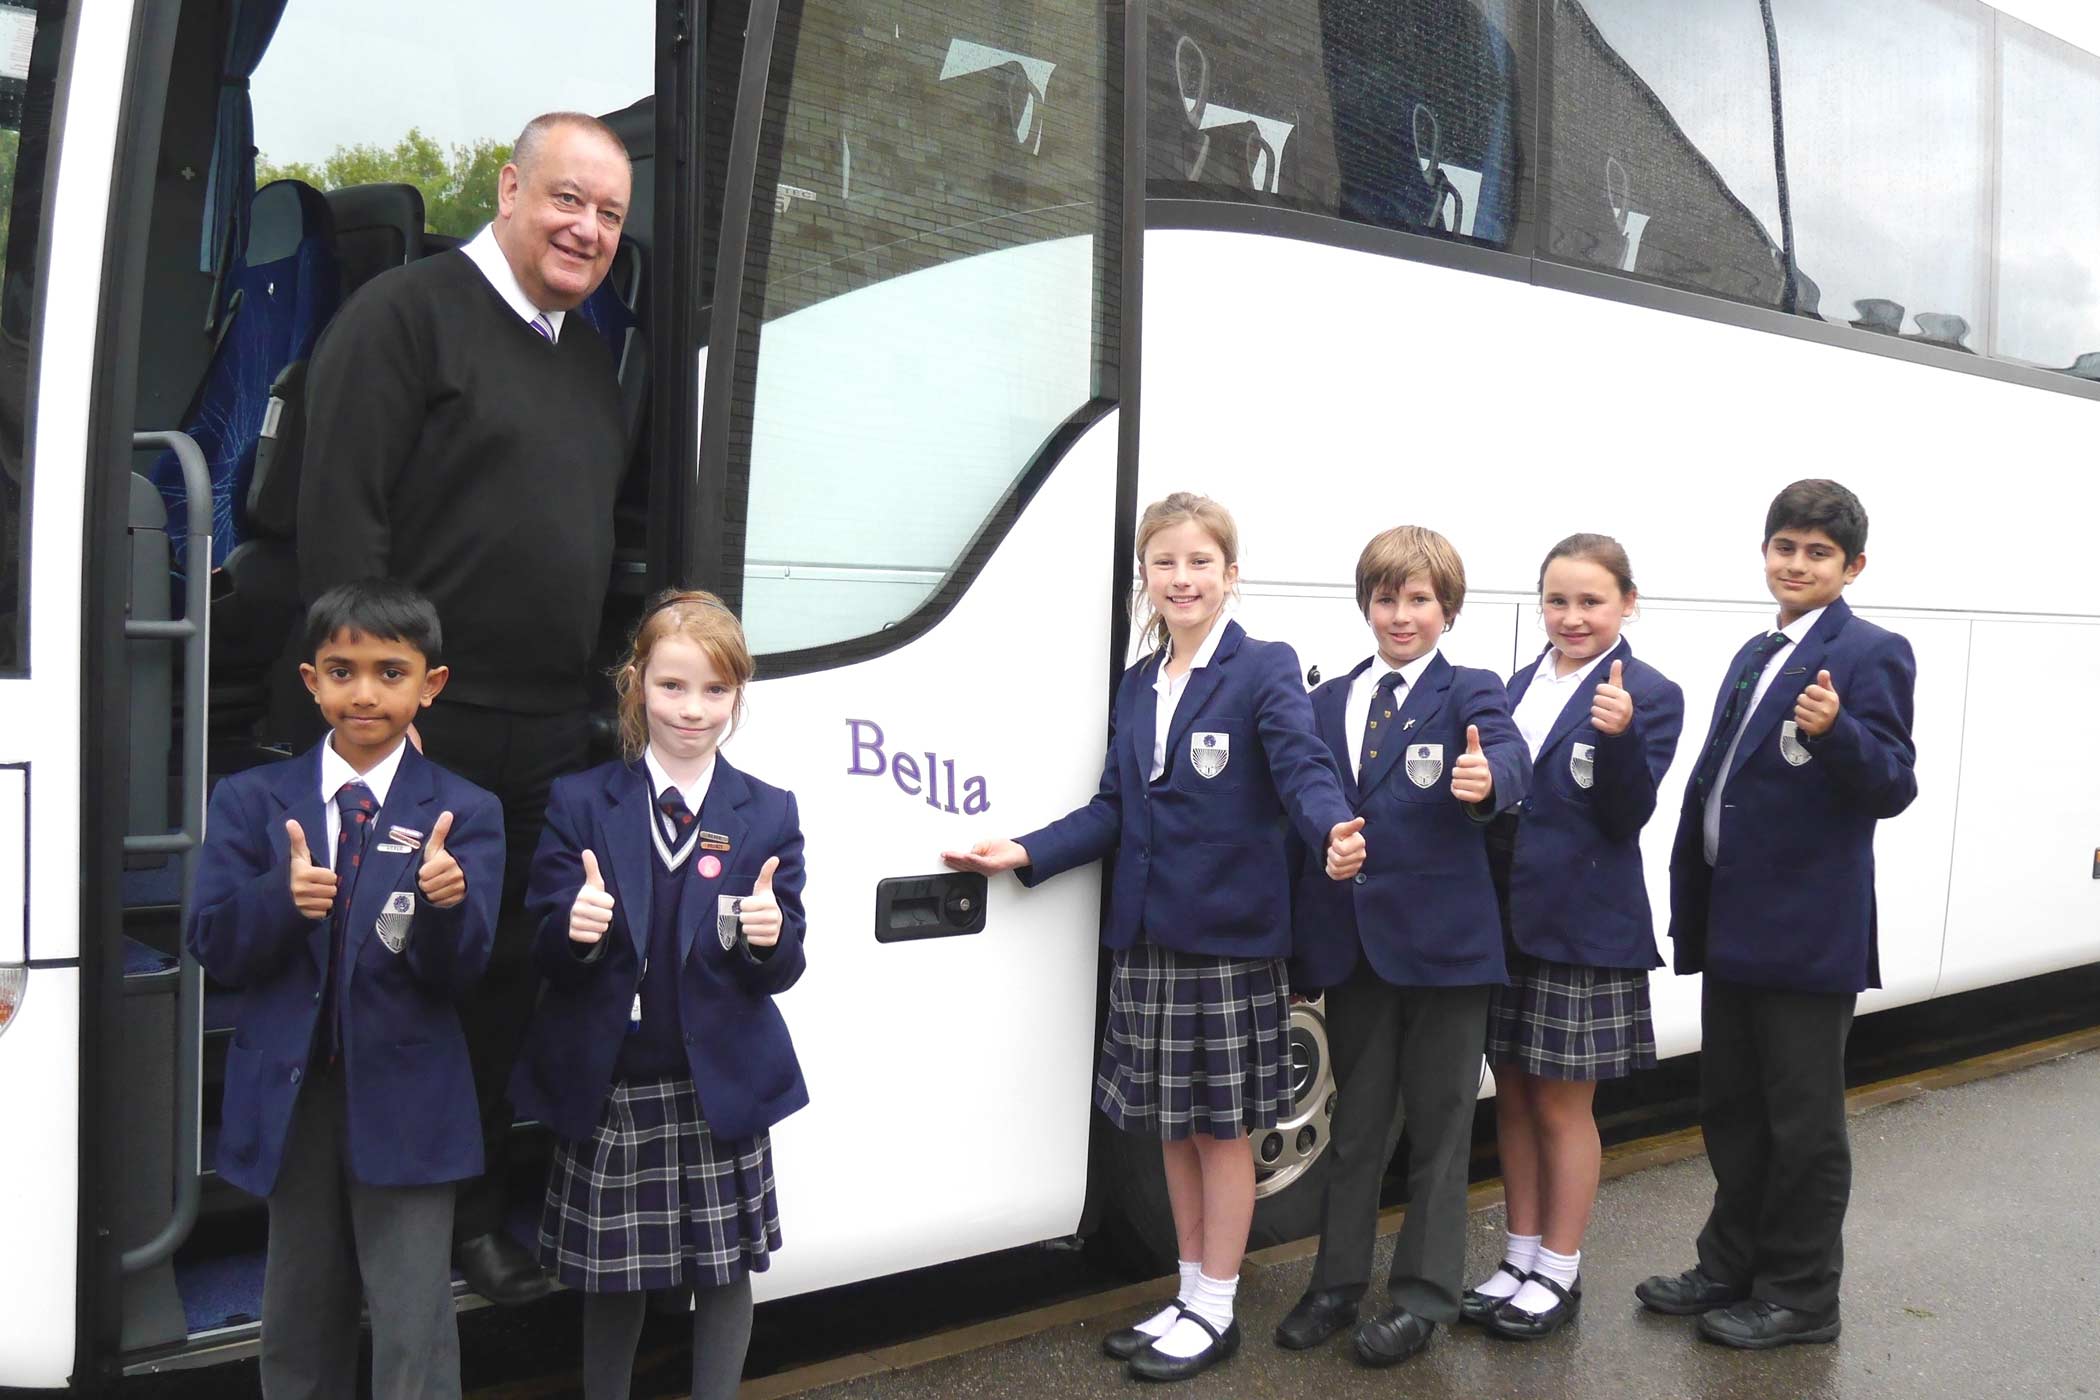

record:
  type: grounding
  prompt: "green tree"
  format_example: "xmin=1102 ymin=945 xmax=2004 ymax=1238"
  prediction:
xmin=257 ymin=128 xmax=509 ymax=240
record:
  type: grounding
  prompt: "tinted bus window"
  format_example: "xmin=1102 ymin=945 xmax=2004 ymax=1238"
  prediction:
xmin=1546 ymin=1 xmax=1792 ymax=309
xmin=0 ymin=0 xmax=57 ymax=675
xmin=1997 ymin=20 xmax=2100 ymax=377
xmin=1147 ymin=0 xmax=1533 ymax=251
xmin=720 ymin=0 xmax=1113 ymax=658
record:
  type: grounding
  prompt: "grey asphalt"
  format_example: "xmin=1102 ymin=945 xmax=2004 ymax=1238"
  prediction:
xmin=775 ymin=1049 xmax=2100 ymax=1400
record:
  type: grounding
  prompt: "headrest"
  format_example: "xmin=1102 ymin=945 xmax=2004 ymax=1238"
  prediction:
xmin=247 ymin=180 xmax=334 ymax=265
xmin=325 ymin=183 xmax=426 ymax=251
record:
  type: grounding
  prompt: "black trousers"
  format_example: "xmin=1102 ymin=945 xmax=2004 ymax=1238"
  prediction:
xmin=1694 ymin=975 xmax=1856 ymax=1313
xmin=1308 ymin=963 xmax=1490 ymax=1323
xmin=415 ymin=698 xmax=593 ymax=1243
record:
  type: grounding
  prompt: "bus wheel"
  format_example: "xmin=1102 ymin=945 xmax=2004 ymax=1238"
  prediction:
xmin=1252 ymin=996 xmax=1334 ymax=1202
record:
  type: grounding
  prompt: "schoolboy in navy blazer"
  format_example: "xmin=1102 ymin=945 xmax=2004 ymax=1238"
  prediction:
xmin=1641 ymin=480 xmax=1917 ymax=1348
xmin=1667 ymin=595 xmax=1917 ymax=995
xmin=1502 ymin=640 xmax=1683 ymax=970
xmin=1289 ymin=651 xmax=1529 ymax=991
xmin=191 ymin=739 xmax=504 ymax=1195
xmin=1015 ymin=618 xmax=1352 ymax=959
xmin=509 ymin=755 xmax=808 ymax=1145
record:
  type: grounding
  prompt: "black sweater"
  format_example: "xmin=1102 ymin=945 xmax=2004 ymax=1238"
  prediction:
xmin=298 ymin=251 xmax=625 ymax=713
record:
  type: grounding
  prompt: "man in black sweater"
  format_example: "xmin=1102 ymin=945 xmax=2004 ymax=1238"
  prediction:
xmin=297 ymin=111 xmax=631 ymax=1304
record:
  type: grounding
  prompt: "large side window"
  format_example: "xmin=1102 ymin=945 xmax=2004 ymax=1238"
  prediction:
xmin=0 ymin=0 xmax=59 ymax=675
xmin=1996 ymin=19 xmax=2100 ymax=376
xmin=718 ymin=0 xmax=1114 ymax=659
xmin=1147 ymin=0 xmax=1533 ymax=251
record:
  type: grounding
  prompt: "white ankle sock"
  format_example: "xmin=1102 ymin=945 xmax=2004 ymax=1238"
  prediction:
xmin=1135 ymin=1260 xmax=1203 ymax=1338
xmin=1474 ymin=1232 xmax=1540 ymax=1300
xmin=1152 ymin=1271 xmax=1236 ymax=1359
xmin=1509 ymin=1246 xmax=1579 ymax=1314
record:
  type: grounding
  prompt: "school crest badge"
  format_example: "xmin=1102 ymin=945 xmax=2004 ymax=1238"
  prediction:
xmin=716 ymin=894 xmax=742 ymax=951
xmin=1190 ymin=731 xmax=1230 ymax=779
xmin=375 ymin=890 xmax=415 ymax=954
xmin=1570 ymin=742 xmax=1596 ymax=790
xmin=1779 ymin=720 xmax=1813 ymax=767
xmin=1405 ymin=743 xmax=1444 ymax=789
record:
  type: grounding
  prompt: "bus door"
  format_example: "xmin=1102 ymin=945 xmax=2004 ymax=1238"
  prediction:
xmin=692 ymin=0 xmax=1123 ymax=1296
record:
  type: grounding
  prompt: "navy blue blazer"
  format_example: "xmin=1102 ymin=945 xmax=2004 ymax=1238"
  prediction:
xmin=1290 ymin=652 xmax=1530 ymax=990
xmin=186 ymin=741 xmax=503 ymax=1196
xmin=1496 ymin=641 xmax=1683 ymax=970
xmin=1015 ymin=620 xmax=1353 ymax=959
xmin=508 ymin=756 xmax=809 ymax=1144
xmin=1668 ymin=597 xmax=1918 ymax=994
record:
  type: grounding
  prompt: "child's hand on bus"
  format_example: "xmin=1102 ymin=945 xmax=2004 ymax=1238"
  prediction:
xmin=738 ymin=857 xmax=783 ymax=947
xmin=416 ymin=810 xmax=465 ymax=908
xmin=1795 ymin=669 xmax=1840 ymax=737
xmin=1591 ymin=660 xmax=1633 ymax=736
xmin=1324 ymin=816 xmax=1366 ymax=880
xmin=285 ymin=819 xmax=338 ymax=921
xmin=569 ymin=849 xmax=616 ymax=944
xmin=1451 ymin=725 xmax=1493 ymax=805
xmin=940 ymin=839 xmax=1030 ymax=875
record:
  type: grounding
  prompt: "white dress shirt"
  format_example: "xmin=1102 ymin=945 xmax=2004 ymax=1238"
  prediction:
xmin=1511 ymin=640 xmax=1621 ymax=762
xmin=1150 ymin=611 xmax=1232 ymax=782
xmin=462 ymin=224 xmax=567 ymax=343
xmin=1344 ymin=649 xmax=1440 ymax=779
xmin=645 ymin=746 xmax=716 ymax=868
xmin=1702 ymin=605 xmax=1825 ymax=863
xmin=317 ymin=734 xmax=408 ymax=867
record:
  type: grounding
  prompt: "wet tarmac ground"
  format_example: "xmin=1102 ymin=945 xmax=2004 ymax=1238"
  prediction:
xmin=759 ymin=1045 xmax=2100 ymax=1400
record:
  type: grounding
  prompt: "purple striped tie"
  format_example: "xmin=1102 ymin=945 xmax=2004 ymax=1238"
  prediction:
xmin=530 ymin=311 xmax=554 ymax=343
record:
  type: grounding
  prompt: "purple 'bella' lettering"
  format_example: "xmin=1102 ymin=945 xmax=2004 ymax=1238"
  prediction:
xmin=846 ymin=719 xmax=887 ymax=776
xmin=892 ymin=751 xmax=922 ymax=797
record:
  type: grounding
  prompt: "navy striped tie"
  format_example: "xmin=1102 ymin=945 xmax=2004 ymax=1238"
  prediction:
xmin=1691 ymin=632 xmax=1790 ymax=797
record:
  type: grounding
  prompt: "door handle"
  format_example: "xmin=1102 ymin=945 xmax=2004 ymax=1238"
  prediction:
xmin=875 ymin=872 xmax=987 ymax=943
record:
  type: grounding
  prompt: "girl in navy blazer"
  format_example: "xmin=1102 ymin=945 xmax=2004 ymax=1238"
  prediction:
xmin=945 ymin=493 xmax=1364 ymax=1383
xmin=1463 ymin=535 xmax=1683 ymax=1339
xmin=508 ymin=592 xmax=807 ymax=1400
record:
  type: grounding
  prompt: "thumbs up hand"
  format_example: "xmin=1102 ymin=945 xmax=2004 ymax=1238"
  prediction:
xmin=738 ymin=856 xmax=784 ymax=948
xmin=417 ymin=811 xmax=465 ymax=908
xmin=1325 ymin=816 xmax=1367 ymax=881
xmin=569 ymin=849 xmax=616 ymax=945
xmin=1795 ymin=668 xmax=1840 ymax=738
xmin=1451 ymin=724 xmax=1494 ymax=805
xmin=1591 ymin=658 xmax=1634 ymax=737
xmin=286 ymin=819 xmax=339 ymax=921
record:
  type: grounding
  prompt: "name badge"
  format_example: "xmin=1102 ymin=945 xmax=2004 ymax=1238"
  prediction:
xmin=1190 ymin=731 xmax=1230 ymax=779
xmin=699 ymin=830 xmax=732 ymax=851
xmin=374 ymin=890 xmax=415 ymax=954
xmin=375 ymin=841 xmax=415 ymax=854
xmin=386 ymin=825 xmax=424 ymax=850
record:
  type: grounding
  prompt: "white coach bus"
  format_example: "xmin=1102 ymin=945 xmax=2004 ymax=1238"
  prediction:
xmin=4 ymin=0 xmax=2098 ymax=1386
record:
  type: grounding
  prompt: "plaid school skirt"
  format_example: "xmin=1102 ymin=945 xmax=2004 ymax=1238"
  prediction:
xmin=1094 ymin=942 xmax=1290 ymax=1142
xmin=1486 ymin=954 xmax=1657 ymax=1082
xmin=538 ymin=1074 xmax=781 ymax=1292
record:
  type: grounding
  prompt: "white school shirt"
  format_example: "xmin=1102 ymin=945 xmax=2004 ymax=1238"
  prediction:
xmin=317 ymin=734 xmax=407 ymax=867
xmin=1150 ymin=611 xmax=1232 ymax=782
xmin=1344 ymin=649 xmax=1440 ymax=779
xmin=462 ymin=224 xmax=567 ymax=343
xmin=644 ymin=746 xmax=716 ymax=869
xmin=1511 ymin=641 xmax=1621 ymax=762
xmin=1702 ymin=605 xmax=1825 ymax=864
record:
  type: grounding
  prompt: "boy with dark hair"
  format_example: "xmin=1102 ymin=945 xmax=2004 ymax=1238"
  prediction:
xmin=187 ymin=579 xmax=505 ymax=1399
xmin=1637 ymin=479 xmax=1917 ymax=1349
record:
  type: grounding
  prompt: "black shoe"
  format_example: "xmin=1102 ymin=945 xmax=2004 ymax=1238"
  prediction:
xmin=1635 ymin=1265 xmax=1745 ymax=1316
xmin=1102 ymin=1301 xmax=1176 ymax=1361
xmin=1272 ymin=1287 xmax=1361 ymax=1350
xmin=1697 ymin=1298 xmax=1841 ymax=1349
xmin=1486 ymin=1274 xmax=1581 ymax=1340
xmin=1125 ymin=1308 xmax=1241 ymax=1382
xmin=1460 ymin=1261 xmax=1528 ymax=1326
xmin=1352 ymin=1306 xmax=1435 ymax=1367
xmin=455 ymin=1232 xmax=554 ymax=1306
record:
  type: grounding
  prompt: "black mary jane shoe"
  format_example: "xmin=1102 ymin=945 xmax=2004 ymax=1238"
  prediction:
xmin=1102 ymin=1302 xmax=1177 ymax=1361
xmin=1460 ymin=1262 xmax=1529 ymax=1326
xmin=1486 ymin=1274 xmax=1581 ymax=1340
xmin=1126 ymin=1307 xmax=1241 ymax=1383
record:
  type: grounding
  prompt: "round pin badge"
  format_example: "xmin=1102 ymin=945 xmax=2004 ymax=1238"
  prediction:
xmin=698 ymin=854 xmax=723 ymax=879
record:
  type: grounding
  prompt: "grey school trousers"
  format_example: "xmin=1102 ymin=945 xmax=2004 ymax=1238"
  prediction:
xmin=259 ymin=1065 xmax=462 ymax=1400
xmin=1307 ymin=966 xmax=1491 ymax=1323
